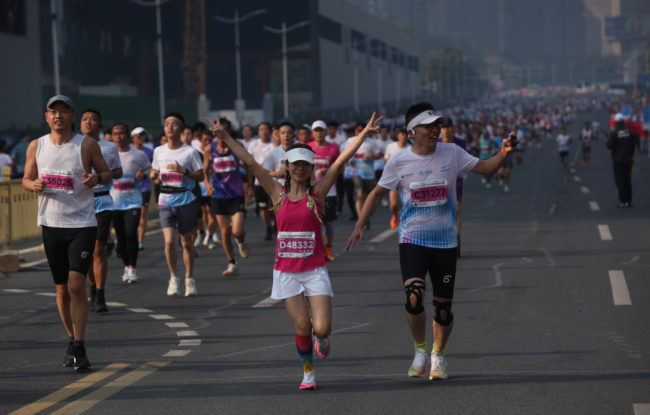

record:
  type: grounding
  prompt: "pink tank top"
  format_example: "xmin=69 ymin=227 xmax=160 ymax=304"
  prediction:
xmin=274 ymin=193 xmax=327 ymax=272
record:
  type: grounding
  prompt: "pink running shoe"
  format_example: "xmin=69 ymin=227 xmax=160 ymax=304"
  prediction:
xmin=314 ymin=337 xmax=331 ymax=358
xmin=299 ymin=371 xmax=316 ymax=390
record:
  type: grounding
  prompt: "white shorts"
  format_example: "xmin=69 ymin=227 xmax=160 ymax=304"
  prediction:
xmin=271 ymin=265 xmax=334 ymax=300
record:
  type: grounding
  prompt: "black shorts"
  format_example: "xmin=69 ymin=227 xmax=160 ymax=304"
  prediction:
xmin=141 ymin=191 xmax=151 ymax=208
xmin=352 ymin=176 xmax=375 ymax=194
xmin=210 ymin=196 xmax=246 ymax=216
xmin=95 ymin=210 xmax=113 ymax=242
xmin=42 ymin=226 xmax=97 ymax=285
xmin=399 ymin=243 xmax=457 ymax=299
xmin=375 ymin=169 xmax=383 ymax=182
xmin=323 ymin=196 xmax=338 ymax=222
xmin=200 ymin=196 xmax=211 ymax=206
xmin=255 ymin=185 xmax=273 ymax=209
xmin=456 ymin=184 xmax=463 ymax=203
xmin=559 ymin=150 xmax=569 ymax=159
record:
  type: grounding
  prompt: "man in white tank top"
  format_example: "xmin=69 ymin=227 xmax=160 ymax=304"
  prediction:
xmin=22 ymin=95 xmax=114 ymax=371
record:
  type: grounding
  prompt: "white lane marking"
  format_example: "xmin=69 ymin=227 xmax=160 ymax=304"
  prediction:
xmin=127 ymin=308 xmax=153 ymax=313
xmin=549 ymin=203 xmax=557 ymax=214
xmin=150 ymin=315 xmax=174 ymax=320
xmin=589 ymin=201 xmax=600 ymax=211
xmin=35 ymin=293 xmax=57 ymax=297
xmin=369 ymin=228 xmax=398 ymax=243
xmin=634 ymin=404 xmax=650 ymax=415
xmin=609 ymin=270 xmax=632 ymax=305
xmin=146 ymin=229 xmax=163 ymax=237
xmin=573 ymin=176 xmax=581 ymax=182
xmin=166 ymin=322 xmax=188 ymax=328
xmin=623 ymin=257 xmax=639 ymax=265
xmin=2 ymin=289 xmax=30 ymax=293
xmin=176 ymin=331 xmax=198 ymax=337
xmin=18 ymin=246 xmax=41 ymax=254
xmin=581 ymin=186 xmax=590 ymax=194
xmin=163 ymin=350 xmax=191 ymax=357
xmin=570 ymin=168 xmax=576 ymax=173
xmin=598 ymin=224 xmax=612 ymax=240
xmin=106 ymin=302 xmax=127 ymax=307
xmin=20 ymin=258 xmax=49 ymax=268
xmin=470 ymin=263 xmax=504 ymax=291
xmin=179 ymin=339 xmax=201 ymax=346
xmin=252 ymin=297 xmax=280 ymax=308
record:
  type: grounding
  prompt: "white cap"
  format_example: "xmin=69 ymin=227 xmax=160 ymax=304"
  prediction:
xmin=614 ymin=113 xmax=625 ymax=122
xmin=286 ymin=147 xmax=315 ymax=164
xmin=46 ymin=95 xmax=74 ymax=110
xmin=311 ymin=120 xmax=327 ymax=130
xmin=131 ymin=127 xmax=147 ymax=136
xmin=406 ymin=110 xmax=447 ymax=133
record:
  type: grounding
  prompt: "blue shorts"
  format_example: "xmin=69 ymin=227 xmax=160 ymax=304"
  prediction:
xmin=159 ymin=202 xmax=197 ymax=234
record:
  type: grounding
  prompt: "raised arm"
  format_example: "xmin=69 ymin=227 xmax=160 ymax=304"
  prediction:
xmin=314 ymin=113 xmax=383 ymax=196
xmin=207 ymin=115 xmax=282 ymax=203
xmin=471 ymin=133 xmax=518 ymax=176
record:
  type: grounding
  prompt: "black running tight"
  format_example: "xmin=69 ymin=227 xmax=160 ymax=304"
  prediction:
xmin=112 ymin=209 xmax=141 ymax=267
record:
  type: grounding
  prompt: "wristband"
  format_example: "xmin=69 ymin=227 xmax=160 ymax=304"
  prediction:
xmin=501 ymin=146 xmax=511 ymax=156
xmin=96 ymin=173 xmax=102 ymax=184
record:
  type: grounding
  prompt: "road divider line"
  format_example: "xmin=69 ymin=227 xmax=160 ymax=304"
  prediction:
xmin=126 ymin=308 xmax=153 ymax=313
xmin=581 ymin=186 xmax=590 ymax=193
xmin=179 ymin=339 xmax=201 ymax=346
xmin=598 ymin=224 xmax=612 ymax=240
xmin=35 ymin=293 xmax=57 ymax=297
xmin=49 ymin=362 xmax=168 ymax=415
xmin=8 ymin=363 xmax=130 ymax=415
xmin=2 ymin=289 xmax=30 ymax=293
xmin=589 ymin=201 xmax=600 ymax=211
xmin=252 ymin=296 xmax=280 ymax=308
xmin=166 ymin=322 xmax=188 ymax=328
xmin=163 ymin=350 xmax=191 ymax=357
xmin=370 ymin=228 xmax=398 ymax=243
xmin=609 ymin=271 xmax=632 ymax=305
xmin=149 ymin=315 xmax=174 ymax=320
xmin=106 ymin=302 xmax=127 ymax=307
xmin=634 ymin=404 xmax=650 ymax=415
xmin=573 ymin=176 xmax=581 ymax=182
xmin=176 ymin=330 xmax=198 ymax=337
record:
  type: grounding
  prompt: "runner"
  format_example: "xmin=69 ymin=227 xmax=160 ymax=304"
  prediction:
xmin=208 ymin=112 xmax=383 ymax=390
xmin=606 ymin=113 xmax=639 ymax=208
xmin=263 ymin=121 xmax=295 ymax=187
xmin=197 ymin=130 xmax=219 ymax=249
xmin=346 ymin=102 xmax=517 ymax=381
xmin=110 ymin=123 xmax=151 ymax=283
xmin=579 ymin=121 xmax=592 ymax=167
xmin=297 ymin=125 xmax=313 ymax=145
xmin=249 ymin=122 xmax=275 ymax=240
xmin=203 ymin=127 xmax=253 ymax=276
xmin=22 ymin=95 xmax=114 ymax=371
xmin=556 ymin=127 xmax=571 ymax=167
xmin=181 ymin=126 xmax=205 ymax=250
xmin=373 ymin=125 xmax=390 ymax=207
xmin=479 ymin=129 xmax=493 ymax=187
xmin=439 ymin=118 xmax=467 ymax=256
xmin=308 ymin=120 xmax=341 ymax=260
xmin=384 ymin=127 xmax=410 ymax=228
xmin=131 ymin=127 xmax=154 ymax=250
xmin=80 ymin=109 xmax=122 ymax=313
xmin=492 ymin=126 xmax=514 ymax=193
xmin=150 ymin=112 xmax=205 ymax=296
xmin=237 ymin=124 xmax=257 ymax=150
xmin=326 ymin=121 xmax=346 ymax=216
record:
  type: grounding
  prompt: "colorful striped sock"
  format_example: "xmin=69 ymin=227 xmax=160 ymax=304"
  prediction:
xmin=295 ymin=334 xmax=314 ymax=373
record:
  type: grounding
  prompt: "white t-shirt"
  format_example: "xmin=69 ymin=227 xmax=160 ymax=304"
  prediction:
xmin=94 ymin=140 xmax=122 ymax=213
xmin=341 ymin=137 xmax=377 ymax=180
xmin=373 ymin=138 xmax=391 ymax=171
xmin=111 ymin=148 xmax=152 ymax=210
xmin=263 ymin=145 xmax=287 ymax=185
xmin=238 ymin=138 xmax=258 ymax=150
xmin=191 ymin=139 xmax=204 ymax=153
xmin=249 ymin=139 xmax=274 ymax=186
xmin=378 ymin=144 xmax=478 ymax=249
xmin=556 ymin=134 xmax=571 ymax=152
xmin=152 ymin=143 xmax=203 ymax=207
xmin=580 ymin=129 xmax=592 ymax=147
xmin=326 ymin=133 xmax=346 ymax=147
xmin=0 ymin=153 xmax=12 ymax=168
xmin=384 ymin=142 xmax=410 ymax=162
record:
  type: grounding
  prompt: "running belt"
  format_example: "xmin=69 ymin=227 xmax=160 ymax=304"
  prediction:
xmin=93 ymin=191 xmax=110 ymax=198
xmin=160 ymin=186 xmax=188 ymax=194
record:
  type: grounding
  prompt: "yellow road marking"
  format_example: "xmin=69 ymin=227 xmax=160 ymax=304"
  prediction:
xmin=50 ymin=362 xmax=169 ymax=415
xmin=8 ymin=363 xmax=130 ymax=415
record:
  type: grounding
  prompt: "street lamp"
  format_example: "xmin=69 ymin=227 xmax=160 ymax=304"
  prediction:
xmin=214 ymin=9 xmax=266 ymax=130
xmin=264 ymin=21 xmax=310 ymax=119
xmin=50 ymin=0 xmax=61 ymax=95
xmin=131 ymin=0 xmax=172 ymax=125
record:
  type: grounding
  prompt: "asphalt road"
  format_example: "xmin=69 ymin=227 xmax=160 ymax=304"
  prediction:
xmin=1 ymin=109 xmax=649 ymax=415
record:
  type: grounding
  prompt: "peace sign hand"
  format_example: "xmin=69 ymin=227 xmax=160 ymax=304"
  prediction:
xmin=207 ymin=114 xmax=228 ymax=139
xmin=360 ymin=112 xmax=384 ymax=139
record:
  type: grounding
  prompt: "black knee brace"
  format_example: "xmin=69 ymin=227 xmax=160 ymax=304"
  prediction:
xmin=433 ymin=300 xmax=454 ymax=326
xmin=404 ymin=280 xmax=426 ymax=315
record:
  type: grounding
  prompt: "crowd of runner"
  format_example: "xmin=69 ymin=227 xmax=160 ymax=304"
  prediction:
xmin=19 ymin=86 xmax=646 ymax=387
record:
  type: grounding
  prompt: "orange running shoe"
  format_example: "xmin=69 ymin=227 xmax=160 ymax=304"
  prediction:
xmin=326 ymin=246 xmax=334 ymax=261
xmin=390 ymin=215 xmax=398 ymax=228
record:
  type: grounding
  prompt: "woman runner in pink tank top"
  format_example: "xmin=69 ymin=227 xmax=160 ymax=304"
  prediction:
xmin=208 ymin=113 xmax=382 ymax=390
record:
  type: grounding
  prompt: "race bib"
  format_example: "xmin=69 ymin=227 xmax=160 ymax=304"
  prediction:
xmin=277 ymin=231 xmax=315 ymax=258
xmin=113 ymin=178 xmax=135 ymax=193
xmin=213 ymin=155 xmax=237 ymax=173
xmin=161 ymin=169 xmax=183 ymax=187
xmin=41 ymin=168 xmax=74 ymax=194
xmin=410 ymin=179 xmax=448 ymax=207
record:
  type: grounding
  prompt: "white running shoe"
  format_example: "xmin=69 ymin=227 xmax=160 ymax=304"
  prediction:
xmin=429 ymin=353 xmax=448 ymax=380
xmin=408 ymin=349 xmax=429 ymax=377
xmin=202 ymin=233 xmax=210 ymax=246
xmin=299 ymin=370 xmax=316 ymax=390
xmin=381 ymin=198 xmax=389 ymax=207
xmin=212 ymin=233 xmax=220 ymax=244
xmin=486 ymin=183 xmax=492 ymax=189
xmin=193 ymin=233 xmax=202 ymax=247
xmin=222 ymin=263 xmax=239 ymax=276
xmin=122 ymin=267 xmax=129 ymax=282
xmin=481 ymin=177 xmax=486 ymax=184
xmin=504 ymin=185 xmax=510 ymax=193
xmin=237 ymin=240 xmax=250 ymax=258
xmin=207 ymin=240 xmax=216 ymax=249
xmin=314 ymin=336 xmax=331 ymax=358
xmin=184 ymin=278 xmax=198 ymax=297
xmin=127 ymin=268 xmax=139 ymax=283
xmin=167 ymin=276 xmax=180 ymax=296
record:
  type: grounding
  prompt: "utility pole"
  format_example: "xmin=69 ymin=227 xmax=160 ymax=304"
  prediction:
xmin=50 ymin=0 xmax=61 ymax=95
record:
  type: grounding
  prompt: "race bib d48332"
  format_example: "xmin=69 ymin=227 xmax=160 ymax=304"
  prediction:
xmin=277 ymin=231 xmax=315 ymax=258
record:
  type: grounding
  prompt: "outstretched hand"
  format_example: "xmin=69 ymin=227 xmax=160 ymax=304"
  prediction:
xmin=359 ymin=113 xmax=384 ymax=139
xmin=502 ymin=132 xmax=518 ymax=155
xmin=207 ymin=115 xmax=228 ymax=139
xmin=345 ymin=226 xmax=365 ymax=252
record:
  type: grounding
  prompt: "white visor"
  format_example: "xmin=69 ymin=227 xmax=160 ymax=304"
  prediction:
xmin=286 ymin=148 xmax=315 ymax=164
xmin=406 ymin=110 xmax=447 ymax=132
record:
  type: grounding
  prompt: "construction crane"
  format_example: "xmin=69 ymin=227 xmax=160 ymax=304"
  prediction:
xmin=181 ymin=0 xmax=206 ymax=102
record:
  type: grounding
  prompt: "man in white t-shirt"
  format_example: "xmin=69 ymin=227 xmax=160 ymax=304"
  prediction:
xmin=346 ymin=102 xmax=517 ymax=382
xmin=263 ymin=121 xmax=295 ymax=187
xmin=249 ymin=122 xmax=275 ymax=240
xmin=556 ymin=127 xmax=571 ymax=167
xmin=384 ymin=127 xmax=410 ymax=228
xmin=341 ymin=127 xmax=379 ymax=229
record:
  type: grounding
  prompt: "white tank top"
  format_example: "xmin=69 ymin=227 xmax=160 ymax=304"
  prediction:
xmin=36 ymin=134 xmax=97 ymax=228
